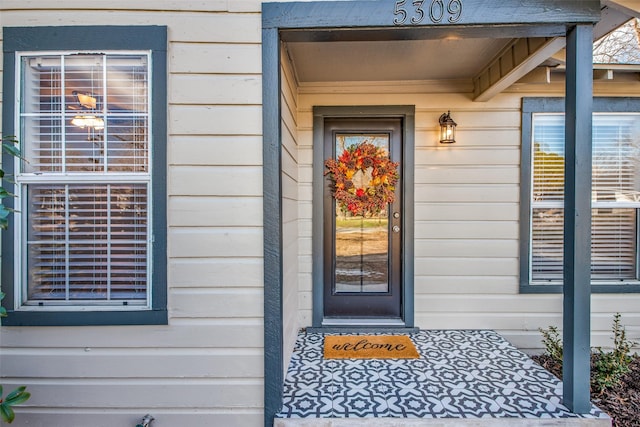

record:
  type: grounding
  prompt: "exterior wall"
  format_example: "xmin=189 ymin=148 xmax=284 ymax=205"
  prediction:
xmin=281 ymin=50 xmax=301 ymax=369
xmin=296 ymin=78 xmax=640 ymax=353
xmin=0 ymin=1 xmax=639 ymax=426
xmin=0 ymin=1 xmax=265 ymax=426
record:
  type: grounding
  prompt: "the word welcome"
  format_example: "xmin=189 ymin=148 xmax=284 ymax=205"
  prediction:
xmin=332 ymin=338 xmax=407 ymax=352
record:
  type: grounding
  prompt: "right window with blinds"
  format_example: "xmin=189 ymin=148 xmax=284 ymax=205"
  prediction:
xmin=522 ymin=97 xmax=640 ymax=292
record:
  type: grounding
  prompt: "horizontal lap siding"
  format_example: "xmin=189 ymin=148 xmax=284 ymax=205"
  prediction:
xmin=298 ymin=85 xmax=640 ymax=353
xmin=0 ymin=1 xmax=261 ymax=12
xmin=281 ymin=50 xmax=302 ymax=371
xmin=0 ymin=5 xmax=264 ymax=427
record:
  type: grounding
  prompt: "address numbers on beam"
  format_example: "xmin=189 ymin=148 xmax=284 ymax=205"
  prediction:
xmin=393 ymin=0 xmax=463 ymax=25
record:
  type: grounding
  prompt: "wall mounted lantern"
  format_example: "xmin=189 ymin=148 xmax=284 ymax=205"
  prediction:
xmin=439 ymin=111 xmax=457 ymax=144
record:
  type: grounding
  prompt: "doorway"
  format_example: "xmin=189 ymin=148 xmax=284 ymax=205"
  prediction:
xmin=312 ymin=106 xmax=415 ymax=328
xmin=323 ymin=118 xmax=403 ymax=318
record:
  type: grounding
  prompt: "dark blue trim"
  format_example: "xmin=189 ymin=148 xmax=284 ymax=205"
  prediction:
xmin=3 ymin=26 xmax=167 ymax=51
xmin=563 ymin=24 xmax=593 ymax=414
xmin=262 ymin=0 xmax=599 ymax=29
xmin=1 ymin=40 xmax=18 ymax=323
xmin=402 ymin=111 xmax=416 ymax=328
xmin=1 ymin=26 xmax=168 ymax=326
xmin=520 ymin=96 xmax=640 ymax=295
xmin=262 ymin=25 xmax=283 ymax=427
xmin=310 ymin=105 xmax=415 ymax=329
xmin=523 ymin=96 xmax=640 ymax=113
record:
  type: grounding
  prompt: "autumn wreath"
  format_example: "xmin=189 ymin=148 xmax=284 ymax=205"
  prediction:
xmin=325 ymin=141 xmax=399 ymax=216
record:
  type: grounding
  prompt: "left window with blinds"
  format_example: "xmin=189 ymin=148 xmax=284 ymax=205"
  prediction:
xmin=2 ymin=27 xmax=167 ymax=325
xmin=19 ymin=53 xmax=150 ymax=305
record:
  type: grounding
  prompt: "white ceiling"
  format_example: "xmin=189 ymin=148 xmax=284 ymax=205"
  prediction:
xmin=286 ymin=37 xmax=514 ymax=83
xmin=283 ymin=3 xmax=639 ymax=95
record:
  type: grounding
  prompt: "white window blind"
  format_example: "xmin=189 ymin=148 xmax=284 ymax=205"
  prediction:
xmin=17 ymin=52 xmax=151 ymax=306
xmin=531 ymin=113 xmax=640 ymax=283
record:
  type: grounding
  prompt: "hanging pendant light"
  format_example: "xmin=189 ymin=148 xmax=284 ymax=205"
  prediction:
xmin=71 ymin=115 xmax=104 ymax=130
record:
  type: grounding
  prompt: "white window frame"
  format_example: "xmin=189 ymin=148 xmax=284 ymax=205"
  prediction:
xmin=14 ymin=50 xmax=153 ymax=311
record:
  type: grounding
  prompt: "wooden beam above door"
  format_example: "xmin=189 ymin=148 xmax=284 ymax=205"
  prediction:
xmin=604 ymin=0 xmax=640 ymax=17
xmin=263 ymin=0 xmax=600 ymax=30
xmin=472 ymin=3 xmax=636 ymax=102
xmin=472 ymin=37 xmax=566 ymax=102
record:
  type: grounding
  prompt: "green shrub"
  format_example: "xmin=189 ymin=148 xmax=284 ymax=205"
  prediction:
xmin=539 ymin=325 xmax=563 ymax=364
xmin=539 ymin=313 xmax=638 ymax=394
xmin=591 ymin=313 xmax=636 ymax=394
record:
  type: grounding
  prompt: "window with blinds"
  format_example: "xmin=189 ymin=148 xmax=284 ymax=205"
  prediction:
xmin=531 ymin=113 xmax=640 ymax=284
xmin=16 ymin=52 xmax=151 ymax=307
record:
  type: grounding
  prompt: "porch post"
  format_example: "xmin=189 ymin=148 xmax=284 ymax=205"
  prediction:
xmin=563 ymin=23 xmax=593 ymax=414
xmin=262 ymin=25 xmax=283 ymax=426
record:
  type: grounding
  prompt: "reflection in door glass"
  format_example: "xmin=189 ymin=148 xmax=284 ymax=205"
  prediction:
xmin=334 ymin=134 xmax=390 ymax=293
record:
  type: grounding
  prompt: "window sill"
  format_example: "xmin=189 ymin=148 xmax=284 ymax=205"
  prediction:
xmin=1 ymin=308 xmax=168 ymax=326
xmin=521 ymin=282 xmax=640 ymax=294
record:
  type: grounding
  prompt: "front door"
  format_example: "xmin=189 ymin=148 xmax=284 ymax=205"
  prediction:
xmin=323 ymin=117 xmax=403 ymax=320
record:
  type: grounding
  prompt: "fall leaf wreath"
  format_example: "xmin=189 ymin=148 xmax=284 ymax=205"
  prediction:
xmin=324 ymin=141 xmax=399 ymax=216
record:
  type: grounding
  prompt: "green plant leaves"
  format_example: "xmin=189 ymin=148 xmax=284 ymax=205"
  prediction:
xmin=591 ymin=313 xmax=637 ymax=394
xmin=0 ymin=404 xmax=15 ymax=424
xmin=540 ymin=313 xmax=638 ymax=395
xmin=539 ymin=325 xmax=563 ymax=363
xmin=1 ymin=135 xmax=21 ymax=159
xmin=5 ymin=387 xmax=31 ymax=405
xmin=0 ymin=135 xmax=19 ymax=232
xmin=0 ymin=386 xmax=31 ymax=423
xmin=0 ymin=136 xmax=29 ymax=422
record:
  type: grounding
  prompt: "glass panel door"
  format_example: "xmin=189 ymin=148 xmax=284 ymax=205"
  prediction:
xmin=323 ymin=118 xmax=402 ymax=319
xmin=334 ymin=134 xmax=391 ymax=293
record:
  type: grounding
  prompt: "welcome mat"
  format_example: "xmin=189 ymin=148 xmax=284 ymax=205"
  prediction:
xmin=324 ymin=335 xmax=419 ymax=359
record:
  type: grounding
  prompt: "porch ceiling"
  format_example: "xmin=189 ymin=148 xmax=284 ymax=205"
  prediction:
xmin=286 ymin=37 xmax=512 ymax=83
xmin=284 ymin=3 xmax=636 ymax=97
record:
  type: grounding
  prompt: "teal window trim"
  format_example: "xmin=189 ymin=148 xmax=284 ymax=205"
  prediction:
xmin=1 ymin=26 xmax=168 ymax=325
xmin=520 ymin=97 xmax=640 ymax=294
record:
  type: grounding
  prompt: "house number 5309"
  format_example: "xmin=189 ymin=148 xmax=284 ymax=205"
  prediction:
xmin=393 ymin=0 xmax=463 ymax=25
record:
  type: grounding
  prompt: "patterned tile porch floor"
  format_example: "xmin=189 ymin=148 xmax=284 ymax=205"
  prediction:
xmin=276 ymin=330 xmax=610 ymax=425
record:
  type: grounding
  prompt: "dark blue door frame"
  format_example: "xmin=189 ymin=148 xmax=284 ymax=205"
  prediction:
xmin=262 ymin=1 xmax=600 ymax=425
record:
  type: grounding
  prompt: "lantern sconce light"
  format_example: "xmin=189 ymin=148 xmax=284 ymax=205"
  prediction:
xmin=439 ymin=110 xmax=457 ymax=144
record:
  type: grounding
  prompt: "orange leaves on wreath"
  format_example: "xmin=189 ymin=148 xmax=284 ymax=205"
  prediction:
xmin=324 ymin=141 xmax=399 ymax=216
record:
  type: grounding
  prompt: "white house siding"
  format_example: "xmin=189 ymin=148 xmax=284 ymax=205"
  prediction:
xmin=296 ymin=78 xmax=640 ymax=353
xmin=281 ymin=50 xmax=301 ymax=370
xmin=0 ymin=1 xmax=639 ymax=426
xmin=0 ymin=1 xmax=265 ymax=426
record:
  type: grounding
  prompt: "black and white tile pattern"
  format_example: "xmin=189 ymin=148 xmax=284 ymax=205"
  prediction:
xmin=277 ymin=330 xmax=608 ymax=420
